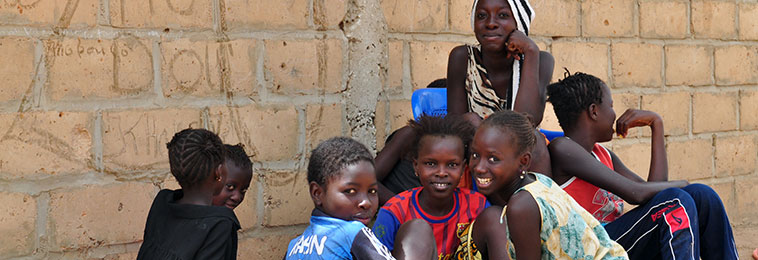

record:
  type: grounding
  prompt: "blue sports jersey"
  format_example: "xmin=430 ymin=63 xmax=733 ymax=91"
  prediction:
xmin=286 ymin=209 xmax=395 ymax=260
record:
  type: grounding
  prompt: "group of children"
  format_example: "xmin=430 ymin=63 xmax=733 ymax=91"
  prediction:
xmin=135 ymin=0 xmax=747 ymax=259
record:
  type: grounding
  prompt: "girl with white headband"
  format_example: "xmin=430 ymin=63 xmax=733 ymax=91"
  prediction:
xmin=446 ymin=0 xmax=555 ymax=177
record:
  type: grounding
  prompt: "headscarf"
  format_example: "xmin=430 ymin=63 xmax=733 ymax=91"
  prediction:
xmin=470 ymin=0 xmax=535 ymax=110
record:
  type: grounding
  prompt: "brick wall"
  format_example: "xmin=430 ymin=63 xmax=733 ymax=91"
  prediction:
xmin=0 ymin=0 xmax=755 ymax=259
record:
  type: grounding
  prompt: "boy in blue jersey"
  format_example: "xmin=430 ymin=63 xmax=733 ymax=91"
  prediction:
xmin=286 ymin=137 xmax=399 ymax=260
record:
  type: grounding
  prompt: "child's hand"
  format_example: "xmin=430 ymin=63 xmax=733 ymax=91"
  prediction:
xmin=505 ymin=30 xmax=538 ymax=61
xmin=615 ymin=109 xmax=662 ymax=138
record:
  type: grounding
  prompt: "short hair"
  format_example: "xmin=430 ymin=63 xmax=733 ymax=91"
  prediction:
xmin=307 ymin=137 xmax=375 ymax=186
xmin=167 ymin=128 xmax=226 ymax=188
xmin=224 ymin=144 xmax=252 ymax=171
xmin=427 ymin=78 xmax=446 ymax=88
xmin=481 ymin=110 xmax=535 ymax=155
xmin=408 ymin=115 xmax=475 ymax=160
xmin=546 ymin=71 xmax=606 ymax=131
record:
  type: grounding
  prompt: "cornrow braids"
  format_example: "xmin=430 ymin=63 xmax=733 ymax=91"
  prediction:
xmin=546 ymin=71 xmax=606 ymax=131
xmin=407 ymin=115 xmax=475 ymax=160
xmin=481 ymin=110 xmax=536 ymax=155
xmin=224 ymin=144 xmax=252 ymax=171
xmin=167 ymin=128 xmax=226 ymax=188
xmin=308 ymin=137 xmax=375 ymax=186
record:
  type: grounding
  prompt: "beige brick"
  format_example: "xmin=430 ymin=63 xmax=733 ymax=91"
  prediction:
xmin=667 ymin=138 xmax=713 ymax=180
xmin=161 ymin=39 xmax=257 ymax=98
xmin=735 ymin=225 xmax=758 ymax=258
xmin=715 ymin=45 xmax=758 ymax=85
xmin=102 ymin=109 xmax=202 ymax=172
xmin=692 ymin=0 xmax=737 ymax=39
xmin=0 ymin=192 xmax=36 ymax=257
xmin=552 ymin=41 xmax=609 ymax=83
xmin=389 ymin=100 xmax=412 ymax=131
xmin=238 ymin=233 xmax=299 ymax=259
xmin=741 ymin=90 xmax=758 ymax=130
xmin=49 ymin=183 xmax=155 ymax=249
xmin=387 ymin=40 xmax=404 ymax=91
xmin=612 ymin=42 xmax=663 ymax=88
xmin=540 ymin=102 xmax=561 ymax=131
xmin=530 ymin=0 xmax=581 ymax=37
xmin=263 ymin=171 xmax=312 ymax=226
xmin=208 ymin=105 xmax=298 ymax=162
xmin=307 ymin=104 xmax=344 ymax=152
xmin=223 ymin=0 xmax=310 ymax=30
xmin=581 ymin=0 xmax=635 ymax=37
xmin=376 ymin=100 xmax=388 ymax=151
xmin=715 ymin=135 xmax=757 ymax=177
xmin=708 ymin=180 xmax=735 ymax=217
xmin=264 ymin=39 xmax=344 ymax=95
xmin=0 ymin=37 xmax=34 ymax=103
xmin=641 ymin=92 xmax=690 ymax=136
xmin=735 ymin=176 xmax=758 ymax=225
xmin=665 ymin=45 xmax=713 ymax=86
xmin=382 ymin=0 xmax=447 ymax=32
xmin=314 ymin=0 xmax=346 ymax=29
xmin=449 ymin=0 xmax=474 ymax=34
xmin=45 ymin=37 xmax=153 ymax=100
xmin=693 ymin=92 xmax=737 ymax=133
xmin=739 ymin=3 xmax=758 ymax=40
xmin=0 ymin=0 xmax=98 ymax=27
xmin=110 ymin=0 xmax=213 ymax=28
xmin=639 ymin=0 xmax=688 ymax=38
xmin=234 ymin=180 xmax=258 ymax=230
xmin=609 ymin=142 xmax=651 ymax=180
xmin=410 ymin=41 xmax=458 ymax=90
xmin=104 ymin=251 xmax=139 ymax=260
xmin=0 ymin=112 xmax=92 ymax=178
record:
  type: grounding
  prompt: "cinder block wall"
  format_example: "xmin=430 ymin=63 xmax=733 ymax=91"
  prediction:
xmin=0 ymin=0 xmax=755 ymax=259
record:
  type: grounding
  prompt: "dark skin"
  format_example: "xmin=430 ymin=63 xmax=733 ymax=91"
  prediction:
xmin=446 ymin=0 xmax=554 ymax=126
xmin=470 ymin=126 xmax=541 ymax=259
xmin=374 ymin=126 xmax=415 ymax=204
xmin=177 ymin=164 xmax=227 ymax=206
xmin=549 ymin=83 xmax=688 ymax=205
xmin=413 ymin=135 xmax=465 ymax=217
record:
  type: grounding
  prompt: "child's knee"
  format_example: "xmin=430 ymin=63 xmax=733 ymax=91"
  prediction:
xmin=397 ymin=219 xmax=433 ymax=240
xmin=682 ymin=183 xmax=719 ymax=200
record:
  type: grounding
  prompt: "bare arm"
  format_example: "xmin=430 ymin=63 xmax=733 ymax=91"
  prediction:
xmin=472 ymin=206 xmax=511 ymax=260
xmin=447 ymin=45 xmax=470 ymax=115
xmin=549 ymin=137 xmax=687 ymax=205
xmin=374 ymin=126 xmax=415 ymax=204
xmin=506 ymin=31 xmax=554 ymax=126
xmin=506 ymin=191 xmax=542 ymax=260
xmin=614 ymin=109 xmax=668 ymax=182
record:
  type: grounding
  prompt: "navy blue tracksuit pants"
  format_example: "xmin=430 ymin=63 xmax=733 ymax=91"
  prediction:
xmin=604 ymin=184 xmax=738 ymax=260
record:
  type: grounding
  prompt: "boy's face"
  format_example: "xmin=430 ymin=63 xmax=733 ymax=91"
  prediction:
xmin=470 ymin=125 xmax=528 ymax=196
xmin=596 ymin=83 xmax=617 ymax=142
xmin=473 ymin=0 xmax=516 ymax=52
xmin=414 ymin=135 xmax=465 ymax=201
xmin=314 ymin=161 xmax=378 ymax=226
xmin=212 ymin=161 xmax=252 ymax=210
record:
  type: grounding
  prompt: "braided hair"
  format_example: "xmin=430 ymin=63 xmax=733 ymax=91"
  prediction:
xmin=481 ymin=110 xmax=536 ymax=155
xmin=308 ymin=137 xmax=374 ymax=186
xmin=224 ymin=144 xmax=252 ymax=171
xmin=546 ymin=71 xmax=606 ymax=132
xmin=167 ymin=128 xmax=226 ymax=188
xmin=408 ymin=115 xmax=475 ymax=160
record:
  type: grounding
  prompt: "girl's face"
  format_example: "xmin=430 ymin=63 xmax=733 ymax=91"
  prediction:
xmin=315 ymin=161 xmax=378 ymax=226
xmin=212 ymin=161 xmax=253 ymax=210
xmin=596 ymin=83 xmax=616 ymax=142
xmin=413 ymin=135 xmax=465 ymax=202
xmin=470 ymin=125 xmax=527 ymax=196
xmin=473 ymin=0 xmax=517 ymax=52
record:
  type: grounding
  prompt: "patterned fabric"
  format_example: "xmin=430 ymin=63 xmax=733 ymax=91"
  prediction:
xmin=453 ymin=220 xmax=482 ymax=260
xmin=373 ymin=187 xmax=489 ymax=260
xmin=505 ymin=173 xmax=629 ymax=260
xmin=561 ymin=144 xmax=624 ymax=223
xmin=464 ymin=44 xmax=514 ymax=118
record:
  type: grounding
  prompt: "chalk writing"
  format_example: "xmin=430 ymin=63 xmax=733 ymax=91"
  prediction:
xmin=45 ymin=39 xmax=130 ymax=58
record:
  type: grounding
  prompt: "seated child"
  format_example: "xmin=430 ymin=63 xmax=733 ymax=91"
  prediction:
xmin=373 ymin=115 xmax=489 ymax=260
xmin=286 ymin=137 xmax=396 ymax=260
xmin=138 ymin=128 xmax=240 ymax=260
xmin=212 ymin=144 xmax=253 ymax=210
xmin=446 ymin=0 xmax=555 ymax=176
xmin=546 ymin=72 xmax=738 ymax=260
xmin=457 ymin=110 xmax=628 ymax=259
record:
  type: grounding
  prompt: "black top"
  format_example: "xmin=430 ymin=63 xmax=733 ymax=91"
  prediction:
xmin=137 ymin=189 xmax=240 ymax=260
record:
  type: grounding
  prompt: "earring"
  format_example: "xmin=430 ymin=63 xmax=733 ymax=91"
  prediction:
xmin=520 ymin=170 xmax=526 ymax=179
xmin=216 ymin=176 xmax=221 ymax=182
